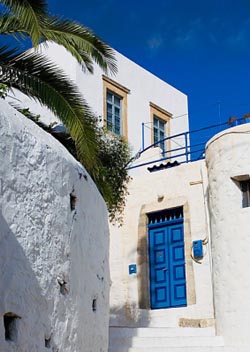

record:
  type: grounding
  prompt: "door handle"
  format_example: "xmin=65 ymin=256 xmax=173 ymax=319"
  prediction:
xmin=162 ymin=268 xmax=168 ymax=271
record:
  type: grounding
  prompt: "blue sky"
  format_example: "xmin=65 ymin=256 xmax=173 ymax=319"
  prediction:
xmin=48 ymin=1 xmax=250 ymax=135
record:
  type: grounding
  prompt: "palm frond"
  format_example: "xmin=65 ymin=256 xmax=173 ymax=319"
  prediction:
xmin=0 ymin=47 xmax=101 ymax=176
xmin=0 ymin=14 xmax=21 ymax=33
xmin=45 ymin=38 xmax=94 ymax=73
xmin=42 ymin=16 xmax=117 ymax=75
xmin=0 ymin=4 xmax=117 ymax=74
xmin=0 ymin=0 xmax=47 ymax=46
xmin=0 ymin=13 xmax=28 ymax=43
xmin=0 ymin=45 xmax=19 ymax=61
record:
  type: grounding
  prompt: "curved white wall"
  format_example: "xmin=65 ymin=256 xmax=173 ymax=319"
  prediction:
xmin=0 ymin=100 xmax=110 ymax=352
xmin=206 ymin=124 xmax=250 ymax=347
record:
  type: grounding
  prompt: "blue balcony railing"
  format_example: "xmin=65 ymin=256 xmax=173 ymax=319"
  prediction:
xmin=127 ymin=117 xmax=250 ymax=171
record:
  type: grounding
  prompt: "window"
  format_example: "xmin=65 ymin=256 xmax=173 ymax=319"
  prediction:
xmin=231 ymin=175 xmax=250 ymax=208
xmin=103 ymin=76 xmax=130 ymax=138
xmin=153 ymin=116 xmax=166 ymax=152
xmin=4 ymin=313 xmax=20 ymax=342
xmin=240 ymin=180 xmax=250 ymax=208
xmin=107 ymin=91 xmax=122 ymax=135
xmin=150 ymin=102 xmax=172 ymax=153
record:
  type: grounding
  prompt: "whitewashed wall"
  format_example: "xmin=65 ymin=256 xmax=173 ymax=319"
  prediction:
xmin=75 ymin=45 xmax=189 ymax=154
xmin=0 ymin=100 xmax=110 ymax=352
xmin=206 ymin=123 xmax=250 ymax=348
xmin=9 ymin=43 xmax=188 ymax=155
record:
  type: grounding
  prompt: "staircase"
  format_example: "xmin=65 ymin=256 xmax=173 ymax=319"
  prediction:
xmin=109 ymin=326 xmax=225 ymax=352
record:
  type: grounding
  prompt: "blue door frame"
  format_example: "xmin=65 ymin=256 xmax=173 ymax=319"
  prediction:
xmin=148 ymin=216 xmax=187 ymax=309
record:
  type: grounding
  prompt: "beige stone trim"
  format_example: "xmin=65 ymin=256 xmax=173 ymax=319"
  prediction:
xmin=102 ymin=75 xmax=130 ymax=94
xmin=137 ymin=205 xmax=150 ymax=309
xmin=150 ymin=102 xmax=172 ymax=118
xmin=137 ymin=197 xmax=196 ymax=309
xmin=150 ymin=102 xmax=172 ymax=153
xmin=103 ymin=76 xmax=129 ymax=139
xmin=179 ymin=318 xmax=215 ymax=328
xmin=189 ymin=180 xmax=203 ymax=186
xmin=231 ymin=174 xmax=250 ymax=182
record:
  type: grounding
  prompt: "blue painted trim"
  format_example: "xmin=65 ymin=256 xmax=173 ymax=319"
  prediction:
xmin=127 ymin=148 xmax=205 ymax=170
xmin=134 ymin=119 xmax=241 ymax=171
xmin=142 ymin=122 xmax=145 ymax=150
xmin=184 ymin=132 xmax=189 ymax=163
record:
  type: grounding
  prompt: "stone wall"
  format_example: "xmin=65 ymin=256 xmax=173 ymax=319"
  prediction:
xmin=0 ymin=100 xmax=110 ymax=352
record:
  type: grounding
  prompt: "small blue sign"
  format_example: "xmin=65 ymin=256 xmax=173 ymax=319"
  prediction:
xmin=129 ymin=264 xmax=137 ymax=275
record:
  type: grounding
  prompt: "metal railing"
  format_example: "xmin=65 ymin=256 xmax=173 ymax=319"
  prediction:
xmin=128 ymin=117 xmax=250 ymax=170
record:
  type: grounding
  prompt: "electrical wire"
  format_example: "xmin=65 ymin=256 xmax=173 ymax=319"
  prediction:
xmin=205 ymin=129 xmax=250 ymax=149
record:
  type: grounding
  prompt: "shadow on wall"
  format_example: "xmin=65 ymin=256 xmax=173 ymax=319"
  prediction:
xmin=109 ymin=303 xmax=150 ymax=351
xmin=0 ymin=211 xmax=54 ymax=351
xmin=121 ymin=216 xmax=150 ymax=311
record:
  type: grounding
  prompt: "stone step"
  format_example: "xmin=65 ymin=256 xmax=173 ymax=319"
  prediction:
xmin=110 ymin=348 xmax=225 ymax=352
xmin=109 ymin=326 xmax=216 ymax=338
xmin=110 ymin=335 xmax=224 ymax=349
xmin=110 ymin=348 xmax=249 ymax=352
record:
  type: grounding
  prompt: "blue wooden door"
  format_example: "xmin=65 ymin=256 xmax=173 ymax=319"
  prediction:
xmin=148 ymin=214 xmax=187 ymax=309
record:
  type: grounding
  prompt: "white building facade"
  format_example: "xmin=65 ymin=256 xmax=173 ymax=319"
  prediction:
xmin=5 ymin=43 xmax=250 ymax=352
xmin=108 ymin=122 xmax=250 ymax=352
xmin=10 ymin=42 xmax=189 ymax=157
xmin=5 ymin=43 xmax=190 ymax=352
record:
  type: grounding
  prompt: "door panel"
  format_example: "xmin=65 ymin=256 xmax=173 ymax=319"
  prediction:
xmin=149 ymin=227 xmax=170 ymax=308
xmin=169 ymin=224 xmax=187 ymax=307
xmin=149 ymin=219 xmax=186 ymax=309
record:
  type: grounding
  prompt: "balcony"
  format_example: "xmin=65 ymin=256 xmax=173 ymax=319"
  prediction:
xmin=127 ymin=116 xmax=250 ymax=171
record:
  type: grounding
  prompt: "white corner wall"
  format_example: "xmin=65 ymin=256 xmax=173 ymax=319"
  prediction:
xmin=0 ymin=100 xmax=110 ymax=352
xmin=206 ymin=124 xmax=250 ymax=348
xmin=9 ymin=43 xmax=188 ymax=156
xmin=74 ymin=47 xmax=189 ymax=154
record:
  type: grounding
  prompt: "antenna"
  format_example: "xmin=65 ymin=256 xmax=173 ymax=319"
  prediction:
xmin=217 ymin=100 xmax=221 ymax=126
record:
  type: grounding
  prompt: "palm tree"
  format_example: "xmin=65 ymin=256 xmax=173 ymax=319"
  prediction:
xmin=0 ymin=0 xmax=130 ymax=222
xmin=0 ymin=0 xmax=118 ymax=186
xmin=0 ymin=0 xmax=117 ymax=73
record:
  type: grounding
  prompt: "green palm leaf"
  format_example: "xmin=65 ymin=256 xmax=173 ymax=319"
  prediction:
xmin=0 ymin=12 xmax=117 ymax=74
xmin=0 ymin=14 xmax=23 ymax=37
xmin=42 ymin=16 xmax=117 ymax=74
xmin=0 ymin=0 xmax=47 ymax=45
xmin=0 ymin=46 xmax=101 ymax=176
xmin=0 ymin=1 xmax=127 ymax=219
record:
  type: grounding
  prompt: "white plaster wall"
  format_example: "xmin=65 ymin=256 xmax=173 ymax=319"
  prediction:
xmin=0 ymin=100 xmax=110 ymax=352
xmin=109 ymin=156 xmax=214 ymax=328
xmin=8 ymin=43 xmax=188 ymax=155
xmin=75 ymin=46 xmax=189 ymax=155
xmin=206 ymin=123 xmax=250 ymax=347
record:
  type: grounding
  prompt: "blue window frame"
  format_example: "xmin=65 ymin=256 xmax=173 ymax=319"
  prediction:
xmin=153 ymin=116 xmax=165 ymax=152
xmin=107 ymin=90 xmax=122 ymax=135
